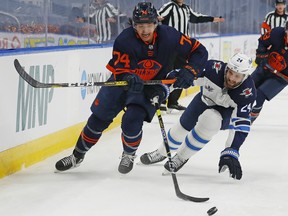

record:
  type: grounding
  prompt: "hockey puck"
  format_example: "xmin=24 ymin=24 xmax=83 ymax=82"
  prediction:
xmin=207 ymin=206 xmax=218 ymax=215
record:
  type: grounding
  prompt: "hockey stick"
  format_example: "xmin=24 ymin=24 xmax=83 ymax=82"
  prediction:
xmin=265 ymin=63 xmax=288 ymax=83
xmin=154 ymin=101 xmax=209 ymax=202
xmin=14 ymin=59 xmax=175 ymax=88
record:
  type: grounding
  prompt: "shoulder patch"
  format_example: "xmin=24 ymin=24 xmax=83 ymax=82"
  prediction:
xmin=240 ymin=88 xmax=253 ymax=98
xmin=204 ymin=84 xmax=214 ymax=92
xmin=212 ymin=61 xmax=223 ymax=74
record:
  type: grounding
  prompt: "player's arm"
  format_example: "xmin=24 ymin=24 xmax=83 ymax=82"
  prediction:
xmin=227 ymin=102 xmax=254 ymax=151
xmin=218 ymin=90 xmax=256 ymax=180
xmin=227 ymin=81 xmax=257 ymax=151
xmin=255 ymin=30 xmax=273 ymax=66
xmin=106 ymin=51 xmax=132 ymax=78
xmin=174 ymin=33 xmax=208 ymax=73
xmin=261 ymin=21 xmax=271 ymax=35
xmin=260 ymin=12 xmax=273 ymax=35
xmin=180 ymin=35 xmax=208 ymax=76
xmin=218 ymin=104 xmax=252 ymax=180
xmin=106 ymin=39 xmax=143 ymax=93
xmin=166 ymin=34 xmax=208 ymax=89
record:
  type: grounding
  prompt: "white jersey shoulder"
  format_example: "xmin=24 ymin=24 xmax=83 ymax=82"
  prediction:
xmin=200 ymin=77 xmax=236 ymax=108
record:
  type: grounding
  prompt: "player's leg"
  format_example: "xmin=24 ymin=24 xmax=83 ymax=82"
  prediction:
xmin=118 ymin=104 xmax=147 ymax=174
xmin=55 ymin=85 xmax=125 ymax=172
xmin=140 ymin=93 xmax=206 ymax=165
xmin=251 ymin=77 xmax=287 ymax=123
xmin=250 ymin=66 xmax=267 ymax=88
xmin=164 ymin=109 xmax=222 ymax=172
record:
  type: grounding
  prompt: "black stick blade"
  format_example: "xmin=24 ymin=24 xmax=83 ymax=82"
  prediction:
xmin=14 ymin=59 xmax=45 ymax=88
xmin=172 ymin=174 xmax=209 ymax=202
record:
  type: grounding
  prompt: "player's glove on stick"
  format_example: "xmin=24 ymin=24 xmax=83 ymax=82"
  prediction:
xmin=122 ymin=73 xmax=144 ymax=93
xmin=218 ymin=147 xmax=242 ymax=180
xmin=167 ymin=66 xmax=197 ymax=89
xmin=144 ymin=84 xmax=170 ymax=105
xmin=255 ymin=49 xmax=269 ymax=66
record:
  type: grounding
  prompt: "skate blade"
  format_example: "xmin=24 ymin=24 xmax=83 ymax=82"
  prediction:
xmin=54 ymin=169 xmax=63 ymax=173
xmin=54 ymin=164 xmax=80 ymax=173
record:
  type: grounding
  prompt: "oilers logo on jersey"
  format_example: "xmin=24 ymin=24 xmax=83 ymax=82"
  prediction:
xmin=135 ymin=59 xmax=162 ymax=80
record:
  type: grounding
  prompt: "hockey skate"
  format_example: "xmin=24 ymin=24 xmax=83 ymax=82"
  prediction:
xmin=140 ymin=149 xmax=166 ymax=165
xmin=164 ymin=153 xmax=188 ymax=173
xmin=55 ymin=154 xmax=84 ymax=172
xmin=118 ymin=152 xmax=136 ymax=174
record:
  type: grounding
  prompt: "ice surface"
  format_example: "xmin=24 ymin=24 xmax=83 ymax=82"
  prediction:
xmin=1 ymin=89 xmax=287 ymax=216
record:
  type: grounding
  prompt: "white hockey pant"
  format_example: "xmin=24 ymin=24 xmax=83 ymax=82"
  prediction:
xmin=177 ymin=109 xmax=222 ymax=160
xmin=157 ymin=120 xmax=189 ymax=156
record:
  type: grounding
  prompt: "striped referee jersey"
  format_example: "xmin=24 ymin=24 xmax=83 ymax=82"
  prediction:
xmin=158 ymin=1 xmax=214 ymax=35
xmin=90 ymin=1 xmax=119 ymax=43
xmin=261 ymin=10 xmax=288 ymax=35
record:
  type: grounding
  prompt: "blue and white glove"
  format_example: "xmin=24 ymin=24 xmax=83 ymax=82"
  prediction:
xmin=218 ymin=147 xmax=242 ymax=180
xmin=166 ymin=67 xmax=195 ymax=89
xmin=144 ymin=84 xmax=170 ymax=105
xmin=121 ymin=73 xmax=144 ymax=93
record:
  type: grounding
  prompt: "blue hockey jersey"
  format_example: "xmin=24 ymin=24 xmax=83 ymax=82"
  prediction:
xmin=258 ymin=27 xmax=288 ymax=76
xmin=106 ymin=24 xmax=208 ymax=80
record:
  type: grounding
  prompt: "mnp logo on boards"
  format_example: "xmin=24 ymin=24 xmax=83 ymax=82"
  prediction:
xmin=16 ymin=64 xmax=54 ymax=132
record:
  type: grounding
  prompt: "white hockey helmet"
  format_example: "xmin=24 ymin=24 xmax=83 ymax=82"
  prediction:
xmin=226 ymin=53 xmax=253 ymax=77
xmin=225 ymin=53 xmax=253 ymax=88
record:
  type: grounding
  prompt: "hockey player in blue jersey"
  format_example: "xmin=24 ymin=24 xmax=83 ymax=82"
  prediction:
xmin=140 ymin=53 xmax=256 ymax=180
xmin=250 ymin=23 xmax=288 ymax=123
xmin=55 ymin=2 xmax=208 ymax=174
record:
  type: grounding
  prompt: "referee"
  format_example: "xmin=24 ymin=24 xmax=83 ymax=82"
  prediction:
xmin=261 ymin=0 xmax=288 ymax=35
xmin=158 ymin=0 xmax=224 ymax=112
xmin=89 ymin=0 xmax=119 ymax=43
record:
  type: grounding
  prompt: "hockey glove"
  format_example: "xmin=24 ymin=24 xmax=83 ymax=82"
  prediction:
xmin=166 ymin=67 xmax=196 ymax=89
xmin=218 ymin=147 xmax=242 ymax=180
xmin=144 ymin=84 xmax=170 ymax=105
xmin=255 ymin=50 xmax=269 ymax=66
xmin=122 ymin=73 xmax=144 ymax=93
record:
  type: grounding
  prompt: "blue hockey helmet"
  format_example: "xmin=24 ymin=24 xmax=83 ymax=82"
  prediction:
xmin=132 ymin=2 xmax=158 ymax=24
